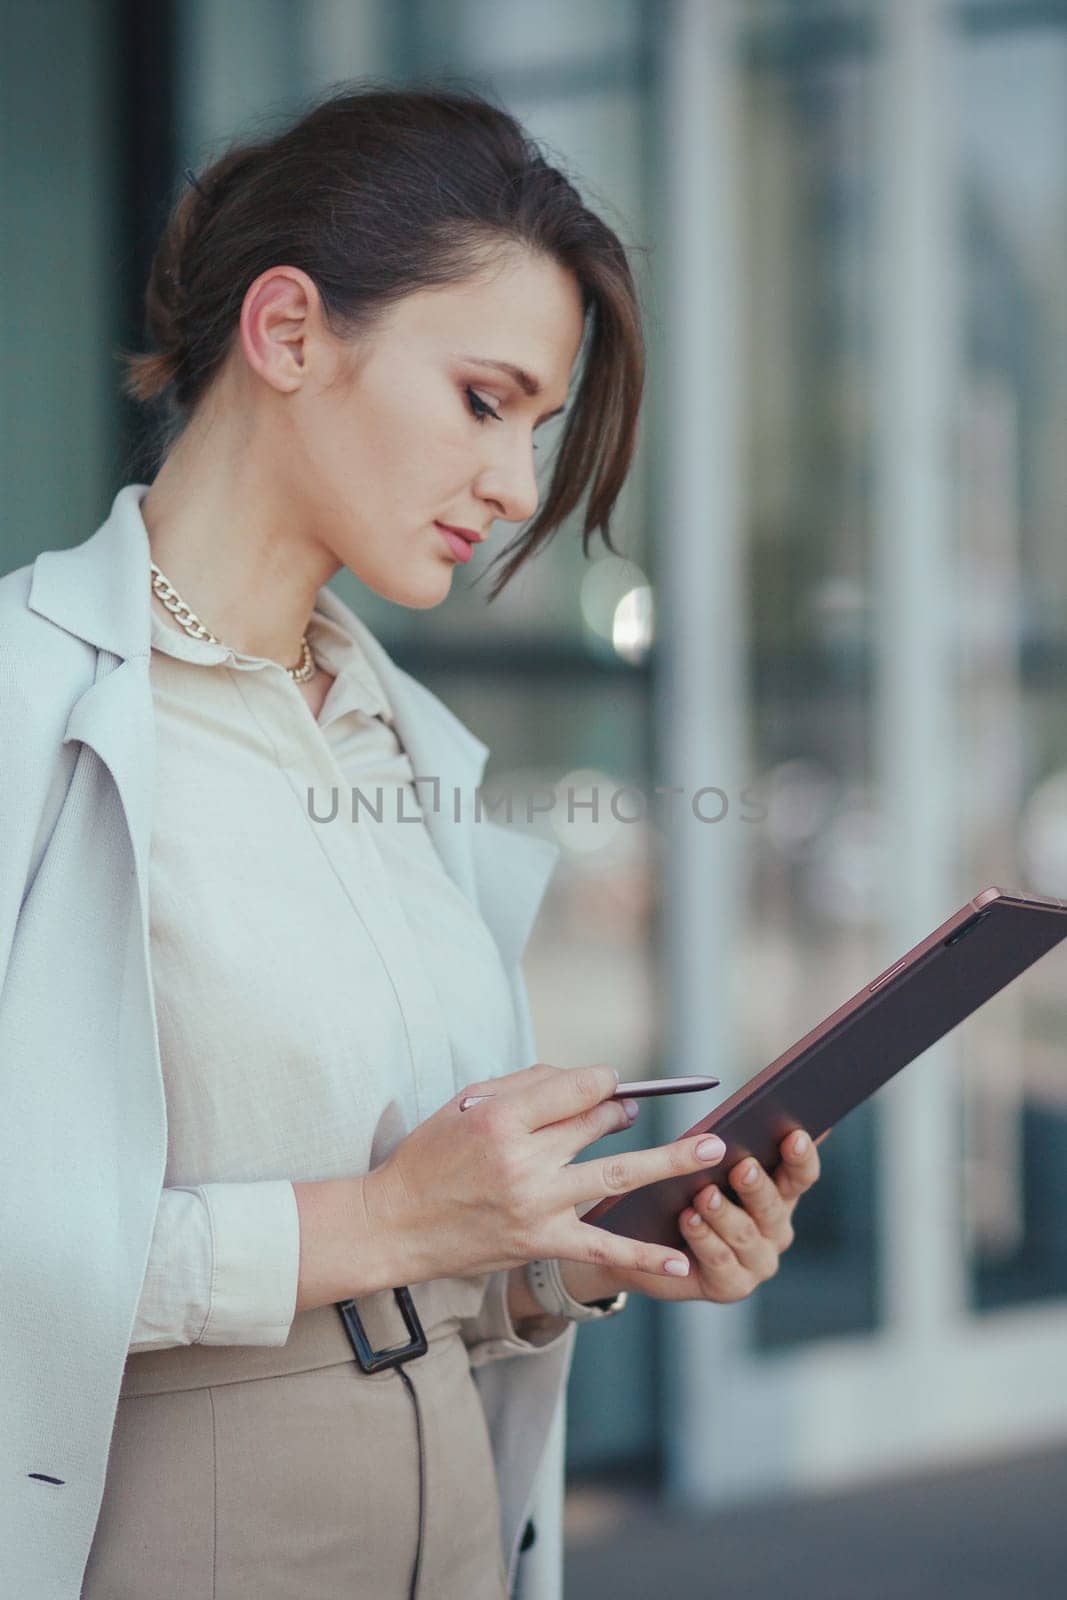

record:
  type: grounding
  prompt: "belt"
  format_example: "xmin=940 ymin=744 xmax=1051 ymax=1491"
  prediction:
xmin=119 ymin=1280 xmax=462 ymax=1397
xmin=338 ymin=1285 xmax=427 ymax=1373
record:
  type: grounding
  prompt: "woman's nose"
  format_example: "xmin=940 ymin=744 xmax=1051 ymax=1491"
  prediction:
xmin=477 ymin=440 xmax=540 ymax=526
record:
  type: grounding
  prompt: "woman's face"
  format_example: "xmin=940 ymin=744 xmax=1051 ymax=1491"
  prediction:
xmin=272 ymin=247 xmax=586 ymax=609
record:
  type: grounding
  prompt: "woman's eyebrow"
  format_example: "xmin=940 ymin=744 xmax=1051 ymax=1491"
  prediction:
xmin=455 ymin=353 xmax=567 ymax=424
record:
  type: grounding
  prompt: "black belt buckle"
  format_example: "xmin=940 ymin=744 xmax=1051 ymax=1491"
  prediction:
xmin=336 ymin=1286 xmax=428 ymax=1373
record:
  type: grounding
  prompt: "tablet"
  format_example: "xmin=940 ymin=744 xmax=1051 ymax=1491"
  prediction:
xmin=580 ymin=886 xmax=1067 ymax=1249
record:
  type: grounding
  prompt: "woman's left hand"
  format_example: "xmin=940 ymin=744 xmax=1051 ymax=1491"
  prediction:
xmin=601 ymin=1129 xmax=822 ymax=1303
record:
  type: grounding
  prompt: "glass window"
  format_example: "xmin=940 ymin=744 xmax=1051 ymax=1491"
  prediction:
xmin=956 ymin=14 xmax=1067 ymax=1313
xmin=416 ymin=0 xmax=646 ymax=75
xmin=739 ymin=5 xmax=881 ymax=1349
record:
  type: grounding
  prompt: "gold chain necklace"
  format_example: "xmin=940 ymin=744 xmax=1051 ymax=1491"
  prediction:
xmin=148 ymin=561 xmax=316 ymax=683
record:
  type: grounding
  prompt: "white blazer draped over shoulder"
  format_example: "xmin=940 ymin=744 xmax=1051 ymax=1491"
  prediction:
xmin=0 ymin=485 xmax=576 ymax=1600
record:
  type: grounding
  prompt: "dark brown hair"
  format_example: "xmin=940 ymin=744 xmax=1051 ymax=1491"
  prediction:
xmin=120 ymin=79 xmax=646 ymax=599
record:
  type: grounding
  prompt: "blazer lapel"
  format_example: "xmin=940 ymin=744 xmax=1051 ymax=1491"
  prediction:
xmin=61 ymin=656 xmax=156 ymax=923
xmin=28 ymin=486 xmax=158 ymax=922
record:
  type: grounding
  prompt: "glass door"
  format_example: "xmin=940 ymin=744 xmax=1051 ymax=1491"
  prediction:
xmin=665 ymin=0 xmax=1067 ymax=1511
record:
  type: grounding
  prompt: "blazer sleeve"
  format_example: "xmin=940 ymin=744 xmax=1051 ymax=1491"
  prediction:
xmin=129 ymin=1180 xmax=301 ymax=1352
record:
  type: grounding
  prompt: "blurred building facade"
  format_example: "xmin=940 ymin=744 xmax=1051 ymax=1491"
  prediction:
xmin=3 ymin=0 xmax=1066 ymax=1512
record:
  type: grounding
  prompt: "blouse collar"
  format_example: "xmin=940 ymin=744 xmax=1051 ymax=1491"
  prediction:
xmin=148 ymin=590 xmax=394 ymax=727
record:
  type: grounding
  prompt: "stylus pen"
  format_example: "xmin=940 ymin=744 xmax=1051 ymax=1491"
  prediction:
xmin=458 ymin=1074 xmax=719 ymax=1112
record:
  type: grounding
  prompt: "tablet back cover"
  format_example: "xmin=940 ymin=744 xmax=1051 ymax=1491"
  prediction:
xmin=583 ymin=888 xmax=1067 ymax=1248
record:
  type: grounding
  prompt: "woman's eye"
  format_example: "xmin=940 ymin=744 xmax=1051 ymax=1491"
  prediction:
xmin=464 ymin=386 xmax=502 ymax=424
xmin=463 ymin=385 xmax=538 ymax=452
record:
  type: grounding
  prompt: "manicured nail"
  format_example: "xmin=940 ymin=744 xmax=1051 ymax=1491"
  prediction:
xmin=739 ymin=1162 xmax=759 ymax=1186
xmin=696 ymin=1136 xmax=725 ymax=1161
xmin=664 ymin=1258 xmax=690 ymax=1276
xmin=791 ymin=1132 xmax=809 ymax=1156
xmin=622 ymin=1099 xmax=639 ymax=1120
xmin=707 ymin=1187 xmax=723 ymax=1210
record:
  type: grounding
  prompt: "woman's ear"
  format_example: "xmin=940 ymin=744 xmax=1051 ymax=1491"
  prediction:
xmin=238 ymin=266 xmax=319 ymax=395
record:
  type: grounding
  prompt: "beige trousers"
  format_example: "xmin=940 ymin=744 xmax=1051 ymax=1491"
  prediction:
xmin=82 ymin=1278 xmax=509 ymax=1599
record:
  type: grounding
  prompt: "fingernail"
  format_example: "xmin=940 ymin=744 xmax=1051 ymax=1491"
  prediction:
xmin=707 ymin=1187 xmax=723 ymax=1210
xmin=696 ymin=1136 xmax=725 ymax=1161
xmin=740 ymin=1162 xmax=759 ymax=1186
xmin=622 ymin=1098 xmax=639 ymax=1120
xmin=791 ymin=1132 xmax=808 ymax=1156
xmin=664 ymin=1258 xmax=690 ymax=1276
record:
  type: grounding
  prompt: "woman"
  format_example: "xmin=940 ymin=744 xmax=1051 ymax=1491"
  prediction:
xmin=0 ymin=85 xmax=821 ymax=1600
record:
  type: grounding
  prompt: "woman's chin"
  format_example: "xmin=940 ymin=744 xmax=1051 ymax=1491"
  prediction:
xmin=371 ymin=562 xmax=456 ymax=611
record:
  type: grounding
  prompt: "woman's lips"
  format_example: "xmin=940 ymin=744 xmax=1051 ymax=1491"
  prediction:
xmin=435 ymin=522 xmax=475 ymax=563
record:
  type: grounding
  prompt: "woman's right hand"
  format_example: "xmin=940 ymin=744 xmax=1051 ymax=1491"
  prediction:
xmin=362 ymin=1062 xmax=727 ymax=1284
